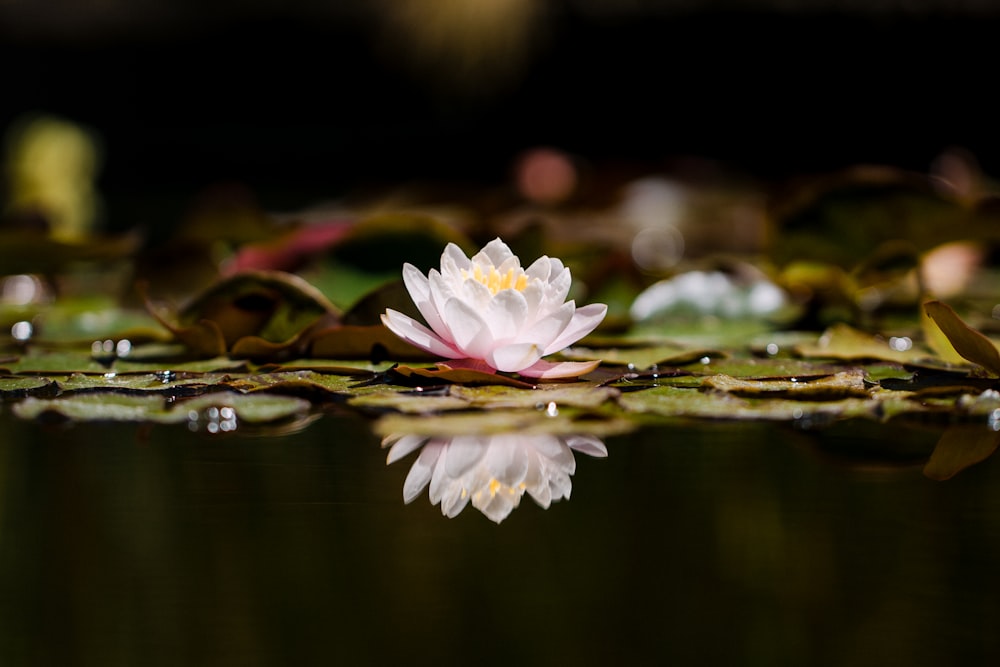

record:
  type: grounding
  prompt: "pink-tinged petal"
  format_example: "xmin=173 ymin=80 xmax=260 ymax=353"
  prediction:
xmin=517 ymin=358 xmax=602 ymax=379
xmin=442 ymin=298 xmax=495 ymax=359
xmin=402 ymin=263 xmax=449 ymax=335
xmin=488 ymin=343 xmax=544 ymax=373
xmin=385 ymin=434 xmax=430 ymax=464
xmin=381 ymin=310 xmax=463 ymax=358
xmin=402 ymin=441 xmax=444 ymax=503
xmin=565 ymin=435 xmax=608 ymax=458
xmin=484 ymin=289 xmax=529 ymax=341
xmin=523 ymin=301 xmax=576 ymax=348
xmin=475 ymin=238 xmax=516 ymax=268
xmin=542 ymin=302 xmax=607 ymax=354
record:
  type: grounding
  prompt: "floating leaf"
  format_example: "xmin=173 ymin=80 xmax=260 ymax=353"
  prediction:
xmin=703 ymin=370 xmax=870 ymax=400
xmin=619 ymin=385 xmax=880 ymax=422
xmin=392 ymin=363 xmax=536 ymax=388
xmin=563 ymin=343 xmax=723 ymax=369
xmin=923 ymin=300 xmax=1000 ymax=376
xmin=12 ymin=390 xmax=310 ymax=425
xmin=795 ymin=323 xmax=930 ymax=364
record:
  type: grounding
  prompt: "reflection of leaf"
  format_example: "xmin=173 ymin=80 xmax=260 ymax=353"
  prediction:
xmin=924 ymin=424 xmax=1000 ymax=480
xmin=373 ymin=411 xmax=634 ymax=438
xmin=923 ymin=300 xmax=1000 ymax=376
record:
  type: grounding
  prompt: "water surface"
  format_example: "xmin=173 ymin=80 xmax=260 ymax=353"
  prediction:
xmin=0 ymin=413 xmax=997 ymax=666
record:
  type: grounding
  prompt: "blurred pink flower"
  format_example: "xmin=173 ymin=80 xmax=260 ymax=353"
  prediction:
xmin=381 ymin=238 xmax=606 ymax=379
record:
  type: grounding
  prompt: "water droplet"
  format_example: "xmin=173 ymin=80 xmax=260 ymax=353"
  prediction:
xmin=888 ymin=336 xmax=912 ymax=352
xmin=765 ymin=342 xmax=779 ymax=356
xmin=103 ymin=372 xmax=116 ymax=379
xmin=155 ymin=370 xmax=176 ymax=384
xmin=700 ymin=356 xmax=710 ymax=365
xmin=115 ymin=339 xmax=132 ymax=357
xmin=11 ymin=320 xmax=32 ymax=342
xmin=626 ymin=363 xmax=637 ymax=372
xmin=792 ymin=407 xmax=804 ymax=419
xmin=545 ymin=401 xmax=559 ymax=417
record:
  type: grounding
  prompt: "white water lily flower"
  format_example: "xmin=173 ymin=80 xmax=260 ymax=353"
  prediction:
xmin=383 ymin=433 xmax=608 ymax=523
xmin=381 ymin=238 xmax=607 ymax=379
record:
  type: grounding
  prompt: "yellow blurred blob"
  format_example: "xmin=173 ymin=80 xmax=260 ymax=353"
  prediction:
xmin=4 ymin=115 xmax=102 ymax=241
xmin=381 ymin=0 xmax=539 ymax=90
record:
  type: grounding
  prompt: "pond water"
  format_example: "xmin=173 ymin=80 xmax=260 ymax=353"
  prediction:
xmin=1 ymin=412 xmax=998 ymax=666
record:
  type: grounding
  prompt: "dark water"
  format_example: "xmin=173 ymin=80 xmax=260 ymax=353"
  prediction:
xmin=1 ymin=411 xmax=998 ymax=666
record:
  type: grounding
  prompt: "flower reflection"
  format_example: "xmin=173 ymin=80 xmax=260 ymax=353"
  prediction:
xmin=383 ymin=433 xmax=608 ymax=523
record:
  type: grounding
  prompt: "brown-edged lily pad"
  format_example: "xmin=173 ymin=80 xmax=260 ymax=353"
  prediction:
xmin=144 ymin=270 xmax=339 ymax=358
xmin=703 ymin=369 xmax=870 ymax=400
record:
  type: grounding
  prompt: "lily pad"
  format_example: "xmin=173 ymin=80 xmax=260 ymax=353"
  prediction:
xmin=702 ymin=370 xmax=870 ymax=400
xmin=619 ymin=385 xmax=880 ymax=422
xmin=12 ymin=390 xmax=310 ymax=425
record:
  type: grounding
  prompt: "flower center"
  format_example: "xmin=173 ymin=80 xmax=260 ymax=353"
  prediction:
xmin=463 ymin=264 xmax=528 ymax=295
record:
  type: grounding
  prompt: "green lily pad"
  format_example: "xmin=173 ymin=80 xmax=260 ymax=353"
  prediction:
xmin=619 ymin=384 xmax=880 ymax=422
xmin=563 ymin=343 xmax=724 ymax=369
xmin=795 ymin=323 xmax=934 ymax=364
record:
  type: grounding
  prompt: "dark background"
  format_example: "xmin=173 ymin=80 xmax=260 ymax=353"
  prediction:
xmin=3 ymin=1 xmax=1000 ymax=229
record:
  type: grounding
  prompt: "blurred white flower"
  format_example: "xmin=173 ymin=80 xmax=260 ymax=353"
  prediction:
xmin=383 ymin=433 xmax=608 ymax=523
xmin=381 ymin=238 xmax=606 ymax=379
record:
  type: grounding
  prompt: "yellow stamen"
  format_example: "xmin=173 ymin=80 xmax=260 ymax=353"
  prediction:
xmin=463 ymin=265 xmax=529 ymax=295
